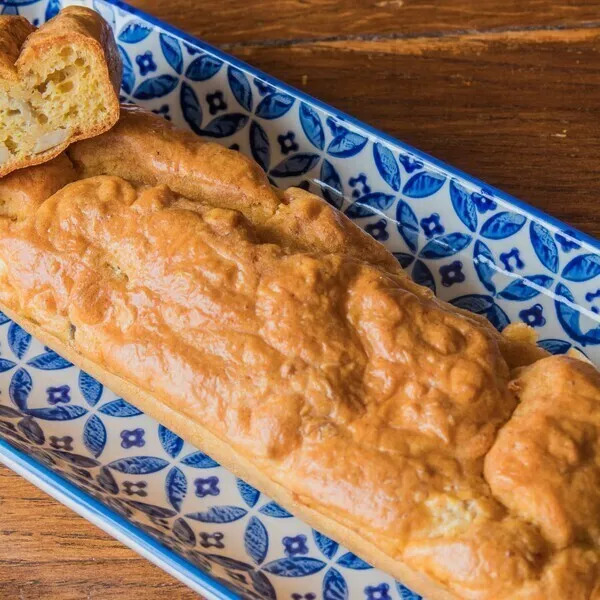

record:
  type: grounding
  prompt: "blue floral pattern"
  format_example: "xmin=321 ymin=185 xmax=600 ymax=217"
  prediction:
xmin=123 ymin=480 xmax=148 ymax=496
xmin=120 ymin=428 xmax=145 ymax=449
xmin=193 ymin=475 xmax=220 ymax=498
xmin=49 ymin=435 xmax=73 ymax=451
xmin=519 ymin=303 xmax=546 ymax=327
xmin=420 ymin=213 xmax=444 ymax=239
xmin=135 ymin=50 xmax=156 ymax=76
xmin=0 ymin=1 xmax=598 ymax=599
xmin=366 ymin=583 xmax=392 ymax=600
xmin=439 ymin=260 xmax=465 ymax=287
xmin=206 ymin=90 xmax=227 ymax=115
xmin=46 ymin=385 xmax=71 ymax=405
xmin=283 ymin=534 xmax=309 ymax=557
xmin=365 ymin=219 xmax=389 ymax=242
xmin=499 ymin=248 xmax=524 ymax=272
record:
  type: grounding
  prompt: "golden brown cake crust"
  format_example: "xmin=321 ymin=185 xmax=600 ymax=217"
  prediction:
xmin=17 ymin=5 xmax=122 ymax=100
xmin=2 ymin=110 xmax=596 ymax=600
xmin=0 ymin=7 xmax=121 ymax=177
xmin=0 ymin=15 xmax=34 ymax=80
xmin=67 ymin=106 xmax=549 ymax=370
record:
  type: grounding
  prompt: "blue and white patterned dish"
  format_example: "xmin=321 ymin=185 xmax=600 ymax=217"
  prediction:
xmin=1 ymin=0 xmax=600 ymax=598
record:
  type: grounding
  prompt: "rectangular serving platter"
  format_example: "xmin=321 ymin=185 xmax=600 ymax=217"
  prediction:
xmin=2 ymin=0 xmax=600 ymax=598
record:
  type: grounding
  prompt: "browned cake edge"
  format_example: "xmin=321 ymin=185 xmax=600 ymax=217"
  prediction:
xmin=0 ymin=7 xmax=121 ymax=177
xmin=0 ymin=303 xmax=459 ymax=600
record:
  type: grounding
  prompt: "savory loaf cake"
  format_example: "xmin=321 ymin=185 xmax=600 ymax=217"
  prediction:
xmin=1 ymin=107 xmax=599 ymax=599
xmin=0 ymin=7 xmax=121 ymax=177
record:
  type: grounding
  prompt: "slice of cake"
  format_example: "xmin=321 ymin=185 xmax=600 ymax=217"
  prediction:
xmin=0 ymin=6 xmax=121 ymax=177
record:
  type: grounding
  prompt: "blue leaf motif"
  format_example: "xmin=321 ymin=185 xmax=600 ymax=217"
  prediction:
xmin=0 ymin=358 xmax=16 ymax=373
xmin=299 ymin=103 xmax=325 ymax=150
xmin=530 ymin=222 xmax=559 ymax=274
xmin=185 ymin=54 xmax=223 ymax=81
xmin=394 ymin=252 xmax=414 ymax=269
xmin=50 ymin=451 xmax=99 ymax=468
xmin=79 ymin=371 xmax=103 ymax=407
xmin=323 ymin=567 xmax=348 ymax=600
xmin=561 ymin=254 xmax=600 ymax=282
xmin=319 ymin=159 xmax=343 ymax=209
xmin=396 ymin=582 xmax=423 ymax=599
xmin=117 ymin=45 xmax=135 ymax=95
xmin=395 ymin=200 xmax=419 ymax=254
xmin=344 ymin=204 xmax=371 ymax=219
xmin=227 ymin=66 xmax=253 ymax=112
xmin=419 ymin=233 xmax=472 ymax=259
xmin=165 ymin=466 xmax=187 ymax=512
xmin=538 ymin=338 xmax=572 ymax=355
xmin=250 ymin=120 xmax=270 ymax=171
xmin=1 ymin=5 xmax=18 ymax=15
xmin=255 ymin=93 xmax=295 ymax=119
xmin=201 ymin=113 xmax=249 ymax=138
xmin=326 ymin=122 xmax=368 ymax=158
xmin=9 ymin=368 xmax=31 ymax=410
xmin=245 ymin=516 xmax=269 ymax=565
xmin=450 ymin=180 xmax=477 ymax=232
xmin=183 ymin=550 xmax=211 ymax=572
xmin=45 ymin=0 xmax=61 ymax=21
xmin=133 ymin=75 xmax=178 ymax=100
xmin=204 ymin=554 xmax=254 ymax=570
xmin=159 ymin=33 xmax=183 ymax=74
xmin=259 ymin=501 xmax=292 ymax=518
xmin=237 ymin=478 xmax=260 ymax=507
xmin=27 ymin=350 xmax=72 ymax=370
xmin=345 ymin=193 xmax=395 ymax=219
xmin=480 ymin=211 xmax=527 ymax=240
xmin=158 ymin=425 xmax=184 ymax=458
xmin=373 ymin=143 xmax=401 ymax=191
xmin=93 ymin=0 xmax=115 ymax=28
xmin=313 ymin=530 xmax=339 ymax=560
xmin=180 ymin=81 xmax=202 ymax=135
xmin=270 ymin=153 xmax=320 ymax=178
xmin=98 ymin=399 xmax=142 ymax=417
xmin=411 ymin=259 xmax=436 ymax=294
xmin=555 ymin=283 xmax=600 ymax=346
xmin=263 ymin=557 xmax=326 ymax=577
xmin=7 ymin=323 xmax=31 ymax=360
xmin=126 ymin=501 xmax=177 ymax=518
xmin=180 ymin=450 xmax=219 ymax=468
xmin=250 ymin=571 xmax=277 ymax=600
xmin=0 ymin=311 xmax=10 ymax=325
xmin=0 ymin=405 xmax=20 ymax=418
xmin=335 ymin=552 xmax=372 ymax=570
xmin=473 ymin=240 xmax=497 ymax=294
xmin=17 ymin=418 xmax=44 ymax=445
xmin=450 ymin=294 xmax=494 ymax=314
xmin=27 ymin=406 xmax=87 ymax=421
xmin=118 ymin=20 xmax=152 ymax=44
xmin=487 ymin=303 xmax=510 ymax=331
xmin=185 ymin=505 xmax=248 ymax=523
xmin=96 ymin=466 xmax=119 ymax=495
xmin=173 ymin=517 xmax=195 ymax=546
xmin=450 ymin=295 xmax=509 ymax=331
xmin=402 ymin=171 xmax=446 ymax=198
xmin=83 ymin=414 xmax=107 ymax=458
xmin=497 ymin=275 xmax=553 ymax=301
xmin=108 ymin=456 xmax=170 ymax=475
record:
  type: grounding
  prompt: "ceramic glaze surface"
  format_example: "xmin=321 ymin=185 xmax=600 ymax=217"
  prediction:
xmin=1 ymin=0 xmax=599 ymax=598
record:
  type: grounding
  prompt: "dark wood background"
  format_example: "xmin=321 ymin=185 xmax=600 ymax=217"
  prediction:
xmin=1 ymin=1 xmax=599 ymax=598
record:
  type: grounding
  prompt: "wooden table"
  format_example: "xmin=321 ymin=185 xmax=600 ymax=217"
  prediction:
xmin=1 ymin=1 xmax=599 ymax=598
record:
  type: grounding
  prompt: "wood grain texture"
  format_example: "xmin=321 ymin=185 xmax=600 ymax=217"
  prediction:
xmin=0 ymin=464 xmax=198 ymax=600
xmin=2 ymin=1 xmax=600 ymax=598
xmin=129 ymin=0 xmax=600 ymax=45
